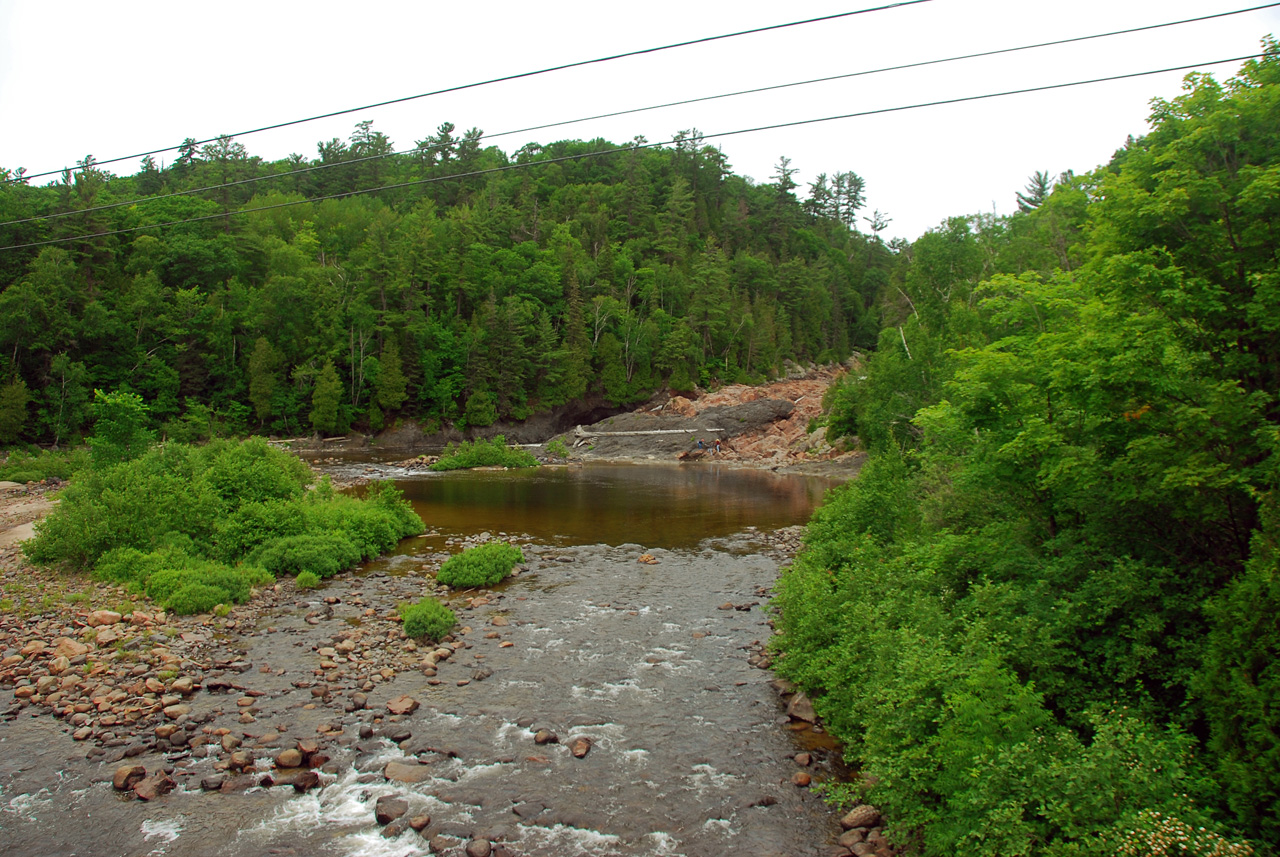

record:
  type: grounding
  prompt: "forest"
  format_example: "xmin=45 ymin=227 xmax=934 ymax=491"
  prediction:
xmin=774 ymin=44 xmax=1280 ymax=855
xmin=0 ymin=119 xmax=886 ymax=444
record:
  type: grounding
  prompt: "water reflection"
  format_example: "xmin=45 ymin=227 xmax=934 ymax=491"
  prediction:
xmin=395 ymin=463 xmax=839 ymax=549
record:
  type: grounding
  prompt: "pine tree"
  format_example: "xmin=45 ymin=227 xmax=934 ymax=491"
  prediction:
xmin=375 ymin=340 xmax=407 ymax=411
xmin=310 ymin=361 xmax=341 ymax=435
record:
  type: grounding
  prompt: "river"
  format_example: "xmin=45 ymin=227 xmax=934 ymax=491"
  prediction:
xmin=0 ymin=462 xmax=848 ymax=857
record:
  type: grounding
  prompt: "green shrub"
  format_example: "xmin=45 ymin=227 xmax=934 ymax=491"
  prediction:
xmin=0 ymin=447 xmax=88 ymax=483
xmin=295 ymin=571 xmax=321 ymax=590
xmin=400 ymin=597 xmax=455 ymax=642
xmin=166 ymin=583 xmax=230 ymax=616
xmin=545 ymin=438 xmax=570 ymax=460
xmin=249 ymin=533 xmax=362 ymax=579
xmin=430 ymin=436 xmax=538 ymax=471
xmin=437 ymin=542 xmax=524 ymax=588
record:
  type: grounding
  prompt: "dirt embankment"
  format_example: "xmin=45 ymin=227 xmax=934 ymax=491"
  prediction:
xmin=560 ymin=364 xmax=865 ymax=476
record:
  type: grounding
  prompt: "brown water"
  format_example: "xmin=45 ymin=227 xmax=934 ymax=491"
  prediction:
xmin=393 ymin=463 xmax=838 ymax=549
xmin=0 ymin=464 xmax=848 ymax=857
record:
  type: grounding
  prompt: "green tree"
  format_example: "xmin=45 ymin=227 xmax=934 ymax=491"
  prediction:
xmin=375 ymin=339 xmax=407 ymax=412
xmin=0 ymin=378 xmax=30 ymax=443
xmin=248 ymin=337 xmax=281 ymax=423
xmin=310 ymin=361 xmax=341 ymax=435
xmin=88 ymin=390 xmax=154 ymax=467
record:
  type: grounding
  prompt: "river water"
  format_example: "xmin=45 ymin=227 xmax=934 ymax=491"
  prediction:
xmin=0 ymin=463 xmax=847 ymax=857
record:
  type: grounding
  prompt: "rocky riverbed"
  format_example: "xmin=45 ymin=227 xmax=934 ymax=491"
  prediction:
xmin=0 ymin=474 xmax=894 ymax=857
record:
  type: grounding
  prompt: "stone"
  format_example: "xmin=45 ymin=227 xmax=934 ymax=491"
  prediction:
xmin=840 ymin=804 xmax=881 ymax=830
xmin=408 ymin=814 xmax=432 ymax=831
xmin=95 ymin=627 xmax=120 ymax=646
xmin=275 ymin=748 xmax=303 ymax=768
xmin=795 ymin=752 xmax=812 ymax=766
xmin=292 ymin=771 xmax=321 ymax=792
xmin=786 ymin=691 xmax=817 ymax=723
xmin=533 ymin=729 xmax=558 ymax=745
xmin=228 ymin=750 xmax=255 ymax=771
xmin=170 ymin=676 xmax=195 ymax=695
xmin=375 ymin=794 xmax=409 ymax=825
xmin=87 ymin=610 xmax=123 ymax=627
xmin=221 ymin=734 xmax=241 ymax=752
xmin=465 ymin=840 xmax=493 ymax=857
xmin=113 ymin=764 xmax=147 ymax=791
xmin=569 ymin=737 xmax=592 ymax=758
xmin=384 ymin=760 xmax=433 ymax=784
xmin=133 ymin=773 xmax=176 ymax=801
xmin=386 ymin=695 xmax=419 ymax=715
xmin=162 ymin=704 xmax=190 ymax=720
xmin=200 ymin=775 xmax=226 ymax=792
xmin=838 ymin=829 xmax=866 ymax=848
xmin=792 ymin=771 xmax=812 ymax=787
xmin=53 ymin=637 xmax=89 ymax=659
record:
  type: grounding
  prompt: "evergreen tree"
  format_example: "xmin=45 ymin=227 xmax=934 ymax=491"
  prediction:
xmin=310 ymin=361 xmax=341 ymax=435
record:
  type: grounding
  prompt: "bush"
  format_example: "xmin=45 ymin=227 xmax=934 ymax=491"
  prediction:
xmin=430 ymin=436 xmax=538 ymax=471
xmin=295 ymin=571 xmax=321 ymax=590
xmin=0 ymin=447 xmax=88 ymax=483
xmin=249 ymin=533 xmax=362 ymax=579
xmin=437 ymin=542 xmax=524 ymax=588
xmin=545 ymin=438 xmax=570 ymax=460
xmin=400 ymin=597 xmax=455 ymax=641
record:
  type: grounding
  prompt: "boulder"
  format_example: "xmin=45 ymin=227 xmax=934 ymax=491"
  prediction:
xmin=785 ymin=691 xmax=817 ymax=724
xmin=87 ymin=610 xmax=123 ymax=627
xmin=568 ymin=737 xmax=592 ymax=758
xmin=275 ymin=748 xmax=303 ymax=769
xmin=465 ymin=840 xmax=493 ymax=857
xmin=386 ymin=695 xmax=419 ymax=715
xmin=53 ymin=637 xmax=89 ymax=659
xmin=112 ymin=764 xmax=147 ymax=791
xmin=840 ymin=804 xmax=881 ymax=830
xmin=384 ymin=760 xmax=433 ymax=784
xmin=533 ymin=729 xmax=558 ymax=745
xmin=133 ymin=773 xmax=176 ymax=801
xmin=375 ymin=795 xmax=409 ymax=825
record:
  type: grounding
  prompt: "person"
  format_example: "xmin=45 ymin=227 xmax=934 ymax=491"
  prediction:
xmin=714 ymin=438 xmax=722 ymax=454
xmin=696 ymin=438 xmax=705 ymax=450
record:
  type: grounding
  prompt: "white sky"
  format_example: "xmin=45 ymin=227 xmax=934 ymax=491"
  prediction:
xmin=1 ymin=0 xmax=1277 ymax=241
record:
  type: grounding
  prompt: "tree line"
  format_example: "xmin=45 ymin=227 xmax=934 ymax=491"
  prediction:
xmin=775 ymin=43 xmax=1280 ymax=854
xmin=0 ymin=122 xmax=888 ymax=443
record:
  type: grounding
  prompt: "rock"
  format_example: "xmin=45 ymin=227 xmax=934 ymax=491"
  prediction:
xmin=87 ymin=610 xmax=123 ymax=627
xmin=786 ymin=691 xmax=817 ymax=723
xmin=133 ymin=773 xmax=176 ymax=801
xmin=792 ymin=771 xmax=812 ymax=787
xmin=53 ymin=637 xmax=89 ymax=658
xmin=228 ymin=750 xmax=255 ymax=771
xmin=375 ymin=794 xmax=409 ymax=825
xmin=200 ymin=775 xmax=226 ymax=791
xmin=292 ymin=771 xmax=321 ymax=792
xmin=795 ymin=752 xmax=812 ymax=766
xmin=838 ymin=829 xmax=866 ymax=848
xmin=384 ymin=760 xmax=433 ymax=784
xmin=162 ymin=704 xmax=190 ymax=720
xmin=386 ymin=695 xmax=419 ymax=715
xmin=47 ymin=656 xmax=71 ymax=675
xmin=465 ymin=840 xmax=493 ymax=857
xmin=840 ymin=804 xmax=881 ymax=830
xmin=113 ymin=764 xmax=147 ymax=791
xmin=569 ymin=737 xmax=592 ymax=758
xmin=408 ymin=814 xmax=432 ymax=831
xmin=170 ymin=676 xmax=195 ymax=695
xmin=95 ymin=627 xmax=120 ymax=646
xmin=275 ymin=748 xmax=303 ymax=768
xmin=221 ymin=734 xmax=241 ymax=752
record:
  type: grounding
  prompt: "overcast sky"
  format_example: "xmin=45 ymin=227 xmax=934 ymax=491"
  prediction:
xmin=1 ymin=0 xmax=1277 ymax=241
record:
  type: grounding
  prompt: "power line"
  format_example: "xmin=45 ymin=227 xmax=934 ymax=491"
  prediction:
xmin=0 ymin=52 xmax=1262 ymax=255
xmin=1 ymin=0 xmax=932 ymax=187
xmin=4 ymin=2 xmax=1273 ymax=231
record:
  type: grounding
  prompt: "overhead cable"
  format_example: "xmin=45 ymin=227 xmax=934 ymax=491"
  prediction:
xmin=1 ymin=0 xmax=932 ymax=186
xmin=0 ymin=52 xmax=1262 ymax=254
xmin=4 ymin=2 xmax=1274 ymax=230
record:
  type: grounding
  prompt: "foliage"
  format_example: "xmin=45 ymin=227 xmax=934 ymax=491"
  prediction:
xmin=0 ymin=114 xmax=884 ymax=442
xmin=0 ymin=446 xmax=88 ymax=483
xmin=295 ymin=570 xmax=321 ymax=590
xmin=429 ymin=435 xmax=538 ymax=471
xmin=24 ymin=438 xmax=423 ymax=612
xmin=87 ymin=389 xmax=154 ymax=467
xmin=436 ymin=541 xmax=523 ymax=588
xmin=545 ymin=438 xmax=570 ymax=459
xmin=772 ymin=48 xmax=1280 ymax=855
xmin=400 ymin=596 xmax=456 ymax=641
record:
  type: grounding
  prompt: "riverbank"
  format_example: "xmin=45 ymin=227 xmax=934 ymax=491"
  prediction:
xmin=0 ymin=480 xmax=893 ymax=856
